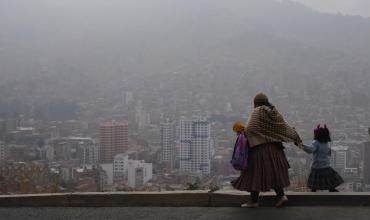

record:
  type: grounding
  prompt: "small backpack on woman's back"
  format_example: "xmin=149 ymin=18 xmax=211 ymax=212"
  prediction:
xmin=230 ymin=133 xmax=249 ymax=171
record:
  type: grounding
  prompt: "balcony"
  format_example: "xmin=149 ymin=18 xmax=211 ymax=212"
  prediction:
xmin=1 ymin=191 xmax=370 ymax=219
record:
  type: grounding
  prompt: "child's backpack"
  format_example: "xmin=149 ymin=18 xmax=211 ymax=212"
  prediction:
xmin=230 ymin=133 xmax=249 ymax=171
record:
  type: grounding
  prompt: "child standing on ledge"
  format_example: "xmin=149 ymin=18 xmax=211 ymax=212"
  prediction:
xmin=303 ymin=124 xmax=344 ymax=192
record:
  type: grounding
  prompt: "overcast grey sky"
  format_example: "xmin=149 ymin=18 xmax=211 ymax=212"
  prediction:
xmin=291 ymin=0 xmax=370 ymax=17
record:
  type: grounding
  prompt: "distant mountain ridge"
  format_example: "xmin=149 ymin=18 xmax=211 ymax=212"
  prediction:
xmin=0 ymin=0 xmax=369 ymax=115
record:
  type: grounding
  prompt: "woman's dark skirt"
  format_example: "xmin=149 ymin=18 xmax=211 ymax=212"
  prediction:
xmin=307 ymin=167 xmax=344 ymax=190
xmin=231 ymin=143 xmax=290 ymax=192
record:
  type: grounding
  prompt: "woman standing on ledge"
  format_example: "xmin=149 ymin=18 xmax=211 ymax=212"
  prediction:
xmin=232 ymin=93 xmax=303 ymax=208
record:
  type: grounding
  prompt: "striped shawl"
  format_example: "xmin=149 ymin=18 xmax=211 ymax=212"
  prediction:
xmin=245 ymin=106 xmax=302 ymax=148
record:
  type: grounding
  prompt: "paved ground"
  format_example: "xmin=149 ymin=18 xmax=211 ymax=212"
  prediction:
xmin=0 ymin=207 xmax=370 ymax=220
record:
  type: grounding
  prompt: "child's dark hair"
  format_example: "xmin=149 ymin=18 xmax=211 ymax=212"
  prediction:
xmin=314 ymin=124 xmax=332 ymax=143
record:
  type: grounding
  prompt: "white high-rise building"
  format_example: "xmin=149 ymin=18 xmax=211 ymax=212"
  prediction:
xmin=79 ymin=140 xmax=99 ymax=166
xmin=179 ymin=117 xmax=211 ymax=175
xmin=160 ymin=119 xmax=175 ymax=168
xmin=56 ymin=137 xmax=99 ymax=166
xmin=100 ymin=163 xmax=114 ymax=186
xmin=0 ymin=141 xmax=5 ymax=162
xmin=332 ymin=146 xmax=348 ymax=171
xmin=135 ymin=100 xmax=150 ymax=130
xmin=124 ymin=91 xmax=133 ymax=105
xmin=127 ymin=160 xmax=152 ymax=188
xmin=113 ymin=153 xmax=129 ymax=183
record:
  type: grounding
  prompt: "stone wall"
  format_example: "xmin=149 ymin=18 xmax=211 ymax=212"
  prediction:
xmin=1 ymin=191 xmax=370 ymax=207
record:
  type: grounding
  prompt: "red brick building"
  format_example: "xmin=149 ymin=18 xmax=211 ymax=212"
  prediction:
xmin=99 ymin=121 xmax=128 ymax=163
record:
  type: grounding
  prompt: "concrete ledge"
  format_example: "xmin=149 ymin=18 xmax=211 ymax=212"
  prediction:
xmin=0 ymin=191 xmax=210 ymax=207
xmin=211 ymin=191 xmax=370 ymax=207
xmin=1 ymin=191 xmax=370 ymax=207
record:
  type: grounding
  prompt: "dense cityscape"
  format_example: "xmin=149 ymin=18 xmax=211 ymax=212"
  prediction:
xmin=0 ymin=89 xmax=370 ymax=194
xmin=1 ymin=0 xmax=370 ymax=195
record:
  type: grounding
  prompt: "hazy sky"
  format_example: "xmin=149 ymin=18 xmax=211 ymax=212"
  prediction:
xmin=291 ymin=0 xmax=370 ymax=17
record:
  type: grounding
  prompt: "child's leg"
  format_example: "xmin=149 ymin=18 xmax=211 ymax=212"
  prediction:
xmin=311 ymin=188 xmax=316 ymax=192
